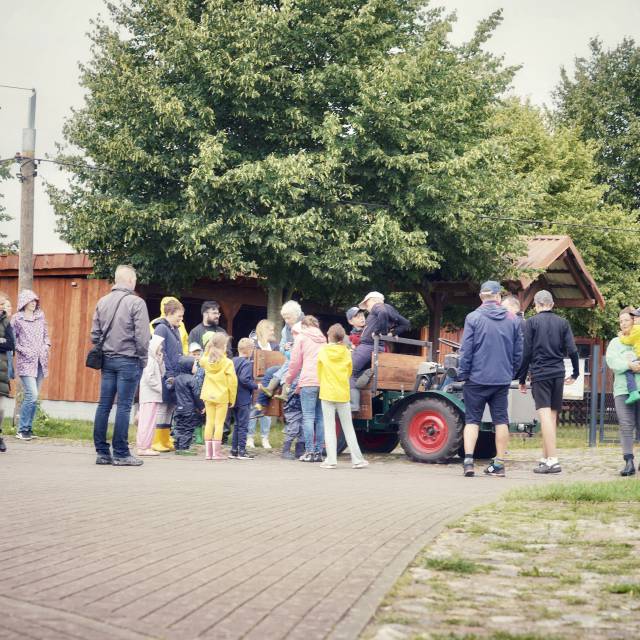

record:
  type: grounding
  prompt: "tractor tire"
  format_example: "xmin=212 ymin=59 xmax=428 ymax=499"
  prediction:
xmin=356 ymin=431 xmax=400 ymax=454
xmin=399 ymin=397 xmax=463 ymax=463
xmin=457 ymin=430 xmax=498 ymax=460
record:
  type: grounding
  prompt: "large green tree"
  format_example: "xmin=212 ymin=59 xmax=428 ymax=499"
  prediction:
xmin=554 ymin=38 xmax=640 ymax=212
xmin=51 ymin=0 xmax=536 ymax=319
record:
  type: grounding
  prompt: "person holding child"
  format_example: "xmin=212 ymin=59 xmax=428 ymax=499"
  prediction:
xmin=200 ymin=332 xmax=237 ymax=460
xmin=284 ymin=315 xmax=327 ymax=462
xmin=136 ymin=334 xmax=165 ymax=457
xmin=318 ymin=324 xmax=368 ymax=469
xmin=231 ymin=338 xmax=258 ymax=459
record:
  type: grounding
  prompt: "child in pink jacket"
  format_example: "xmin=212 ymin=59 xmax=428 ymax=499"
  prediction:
xmin=284 ymin=315 xmax=327 ymax=462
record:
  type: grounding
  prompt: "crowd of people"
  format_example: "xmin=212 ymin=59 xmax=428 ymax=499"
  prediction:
xmin=1 ymin=266 xmax=639 ymax=479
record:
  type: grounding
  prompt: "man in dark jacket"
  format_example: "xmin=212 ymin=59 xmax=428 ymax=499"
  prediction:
xmin=173 ymin=356 xmax=204 ymax=455
xmin=230 ymin=338 xmax=258 ymax=459
xmin=458 ymin=281 xmax=523 ymax=478
xmin=91 ymin=265 xmax=150 ymax=466
xmin=188 ymin=301 xmax=232 ymax=356
xmin=518 ymin=290 xmax=579 ymax=475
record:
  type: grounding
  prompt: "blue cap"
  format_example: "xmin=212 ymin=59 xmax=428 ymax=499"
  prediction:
xmin=480 ymin=280 xmax=501 ymax=295
xmin=346 ymin=306 xmax=362 ymax=321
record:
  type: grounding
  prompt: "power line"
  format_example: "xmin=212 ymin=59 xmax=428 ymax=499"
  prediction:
xmin=0 ymin=83 xmax=35 ymax=92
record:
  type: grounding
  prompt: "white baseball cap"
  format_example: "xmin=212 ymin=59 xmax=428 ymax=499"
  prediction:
xmin=358 ymin=291 xmax=384 ymax=309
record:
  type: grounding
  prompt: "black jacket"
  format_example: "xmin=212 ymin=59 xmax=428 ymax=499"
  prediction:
xmin=518 ymin=310 xmax=579 ymax=383
xmin=360 ymin=303 xmax=411 ymax=345
xmin=188 ymin=322 xmax=232 ymax=356
xmin=174 ymin=356 xmax=205 ymax=416
xmin=0 ymin=312 xmax=15 ymax=397
xmin=232 ymin=356 xmax=258 ymax=406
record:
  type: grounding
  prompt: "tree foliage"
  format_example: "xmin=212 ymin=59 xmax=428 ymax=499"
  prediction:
xmin=554 ymin=37 xmax=640 ymax=212
xmin=50 ymin=0 xmax=536 ymax=309
xmin=0 ymin=163 xmax=18 ymax=255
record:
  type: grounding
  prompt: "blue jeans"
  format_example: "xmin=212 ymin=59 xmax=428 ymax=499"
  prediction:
xmin=299 ymin=386 xmax=324 ymax=454
xmin=248 ymin=414 xmax=271 ymax=437
xmin=93 ymin=356 xmax=142 ymax=459
xmin=19 ymin=365 xmax=44 ymax=433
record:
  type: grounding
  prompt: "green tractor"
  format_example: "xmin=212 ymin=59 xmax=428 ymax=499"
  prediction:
xmin=339 ymin=335 xmax=538 ymax=461
xmin=253 ymin=335 xmax=538 ymax=462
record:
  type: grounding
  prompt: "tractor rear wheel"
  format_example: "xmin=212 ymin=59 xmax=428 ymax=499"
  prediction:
xmin=399 ymin=397 xmax=463 ymax=463
xmin=356 ymin=431 xmax=400 ymax=454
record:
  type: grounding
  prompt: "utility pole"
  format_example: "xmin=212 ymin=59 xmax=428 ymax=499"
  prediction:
xmin=18 ymin=89 xmax=36 ymax=292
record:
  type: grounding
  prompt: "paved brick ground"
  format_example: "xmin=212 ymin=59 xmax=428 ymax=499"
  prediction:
xmin=1 ymin=440 xmax=550 ymax=640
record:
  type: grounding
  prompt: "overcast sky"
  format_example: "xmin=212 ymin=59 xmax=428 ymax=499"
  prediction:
xmin=1 ymin=0 xmax=639 ymax=253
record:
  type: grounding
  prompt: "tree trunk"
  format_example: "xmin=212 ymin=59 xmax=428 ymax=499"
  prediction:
xmin=266 ymin=284 xmax=284 ymax=333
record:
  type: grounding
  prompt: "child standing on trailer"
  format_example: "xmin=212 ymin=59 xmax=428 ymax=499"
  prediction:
xmin=318 ymin=324 xmax=368 ymax=469
xmin=230 ymin=338 xmax=258 ymax=459
xmin=200 ymin=333 xmax=237 ymax=460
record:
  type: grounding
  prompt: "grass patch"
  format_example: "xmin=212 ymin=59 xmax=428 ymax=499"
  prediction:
xmin=606 ymin=582 xmax=640 ymax=596
xmin=425 ymin=556 xmax=492 ymax=575
xmin=563 ymin=596 xmax=588 ymax=605
xmin=507 ymin=480 xmax=640 ymax=503
xmin=518 ymin=566 xmax=558 ymax=579
xmin=432 ymin=633 xmax=563 ymax=640
xmin=490 ymin=540 xmax=530 ymax=553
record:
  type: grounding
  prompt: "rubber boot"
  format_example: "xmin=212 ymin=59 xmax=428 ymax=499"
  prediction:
xmin=205 ymin=441 xmax=213 ymax=460
xmin=281 ymin=437 xmax=295 ymax=460
xmin=151 ymin=428 xmax=171 ymax=453
xmin=294 ymin=440 xmax=306 ymax=458
xmin=625 ymin=390 xmax=640 ymax=405
xmin=261 ymin=377 xmax=280 ymax=398
xmin=212 ymin=440 xmax=225 ymax=460
xmin=194 ymin=426 xmax=204 ymax=445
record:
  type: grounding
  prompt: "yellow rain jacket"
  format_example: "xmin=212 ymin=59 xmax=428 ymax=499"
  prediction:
xmin=199 ymin=355 xmax=238 ymax=405
xmin=150 ymin=296 xmax=189 ymax=355
xmin=318 ymin=343 xmax=352 ymax=403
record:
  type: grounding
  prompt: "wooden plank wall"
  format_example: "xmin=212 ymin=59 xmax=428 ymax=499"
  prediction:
xmin=0 ymin=277 xmax=111 ymax=402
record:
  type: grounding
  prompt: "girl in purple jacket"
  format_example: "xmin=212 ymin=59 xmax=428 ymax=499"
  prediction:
xmin=12 ymin=290 xmax=50 ymax=439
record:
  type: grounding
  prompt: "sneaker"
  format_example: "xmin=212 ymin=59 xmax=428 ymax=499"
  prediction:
xmin=95 ymin=454 xmax=113 ymax=465
xmin=484 ymin=463 xmax=506 ymax=477
xmin=352 ymin=460 xmax=369 ymax=469
xmin=27 ymin=431 xmax=38 ymax=439
xmin=112 ymin=455 xmax=144 ymax=466
xmin=299 ymin=452 xmax=314 ymax=462
xmin=320 ymin=462 xmax=337 ymax=469
xmin=16 ymin=432 xmax=32 ymax=440
xmin=0 ymin=437 xmax=5 ymax=452
xmin=463 ymin=459 xmax=475 ymax=477
xmin=246 ymin=436 xmax=255 ymax=449
xmin=175 ymin=449 xmax=197 ymax=456
xmin=313 ymin=451 xmax=323 ymax=463
xmin=237 ymin=450 xmax=255 ymax=460
xmin=533 ymin=462 xmax=561 ymax=474
xmin=137 ymin=448 xmax=160 ymax=457
xmin=261 ymin=438 xmax=272 ymax=450
xmin=228 ymin=450 xmax=239 ymax=459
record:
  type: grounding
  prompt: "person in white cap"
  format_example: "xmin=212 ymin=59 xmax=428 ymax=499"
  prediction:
xmin=349 ymin=292 xmax=410 ymax=410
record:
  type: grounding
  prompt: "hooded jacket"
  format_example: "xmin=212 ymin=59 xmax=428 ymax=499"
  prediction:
xmin=285 ymin=323 xmax=327 ymax=389
xmin=0 ymin=310 xmax=15 ymax=397
xmin=174 ymin=356 xmax=205 ymax=416
xmin=199 ymin=354 xmax=238 ymax=405
xmin=150 ymin=296 xmax=189 ymax=355
xmin=152 ymin=317 xmax=183 ymax=402
xmin=11 ymin=290 xmax=50 ymax=378
xmin=232 ymin=355 xmax=258 ymax=406
xmin=458 ymin=301 xmax=523 ymax=386
xmin=318 ymin=343 xmax=353 ymax=403
xmin=139 ymin=335 xmax=165 ymax=404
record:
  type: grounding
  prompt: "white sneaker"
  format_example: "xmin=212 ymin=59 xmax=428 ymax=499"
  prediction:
xmin=246 ymin=436 xmax=255 ymax=448
xmin=261 ymin=437 xmax=272 ymax=449
xmin=352 ymin=460 xmax=369 ymax=469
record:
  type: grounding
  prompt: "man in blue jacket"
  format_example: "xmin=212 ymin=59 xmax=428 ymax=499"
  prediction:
xmin=458 ymin=281 xmax=523 ymax=477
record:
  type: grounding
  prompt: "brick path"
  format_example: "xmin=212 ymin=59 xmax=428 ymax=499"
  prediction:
xmin=1 ymin=441 xmax=552 ymax=640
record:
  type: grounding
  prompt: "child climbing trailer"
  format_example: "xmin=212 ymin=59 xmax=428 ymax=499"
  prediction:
xmin=254 ymin=335 xmax=538 ymax=462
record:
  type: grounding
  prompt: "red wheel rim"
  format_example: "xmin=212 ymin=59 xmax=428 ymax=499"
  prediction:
xmin=408 ymin=410 xmax=449 ymax=453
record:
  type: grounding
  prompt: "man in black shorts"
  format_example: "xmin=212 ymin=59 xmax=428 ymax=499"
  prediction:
xmin=458 ymin=281 xmax=523 ymax=477
xmin=518 ymin=290 xmax=579 ymax=474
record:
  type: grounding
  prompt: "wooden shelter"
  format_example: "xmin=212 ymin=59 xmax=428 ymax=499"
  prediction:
xmin=422 ymin=235 xmax=605 ymax=346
